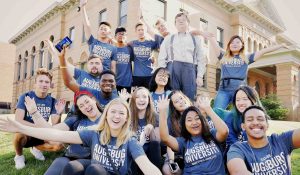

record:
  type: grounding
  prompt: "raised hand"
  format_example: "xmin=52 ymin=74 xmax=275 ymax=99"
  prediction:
xmin=0 ymin=117 xmax=24 ymax=133
xmin=80 ymin=0 xmax=87 ymax=7
xmin=55 ymin=99 xmax=66 ymax=115
xmin=44 ymin=39 xmax=58 ymax=56
xmin=24 ymin=96 xmax=38 ymax=115
xmin=196 ymin=95 xmax=211 ymax=111
xmin=157 ymin=95 xmax=169 ymax=113
xmin=118 ymin=88 xmax=131 ymax=101
xmin=144 ymin=124 xmax=154 ymax=138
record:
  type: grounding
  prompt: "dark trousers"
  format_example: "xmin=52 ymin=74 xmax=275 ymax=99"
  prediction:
xmin=132 ymin=76 xmax=152 ymax=89
xmin=167 ymin=61 xmax=197 ymax=100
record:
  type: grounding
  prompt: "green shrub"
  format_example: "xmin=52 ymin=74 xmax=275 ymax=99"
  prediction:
xmin=261 ymin=94 xmax=289 ymax=120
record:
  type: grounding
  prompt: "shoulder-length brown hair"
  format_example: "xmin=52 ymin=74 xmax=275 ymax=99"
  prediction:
xmin=129 ymin=87 xmax=156 ymax=132
xmin=221 ymin=35 xmax=248 ymax=64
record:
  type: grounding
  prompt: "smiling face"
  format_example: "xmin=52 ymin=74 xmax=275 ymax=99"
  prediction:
xmin=235 ymin=90 xmax=253 ymax=113
xmin=155 ymin=69 xmax=169 ymax=86
xmin=171 ymin=92 xmax=190 ymax=112
xmin=87 ymin=57 xmax=103 ymax=75
xmin=35 ymin=75 xmax=51 ymax=94
xmin=115 ymin=31 xmax=127 ymax=43
xmin=106 ymin=103 xmax=128 ymax=131
xmin=242 ymin=108 xmax=268 ymax=140
xmin=135 ymin=89 xmax=149 ymax=111
xmin=155 ymin=21 xmax=168 ymax=36
xmin=76 ymin=95 xmax=98 ymax=118
xmin=97 ymin=24 xmax=111 ymax=39
xmin=229 ymin=37 xmax=243 ymax=54
xmin=185 ymin=111 xmax=202 ymax=136
xmin=100 ymin=73 xmax=116 ymax=93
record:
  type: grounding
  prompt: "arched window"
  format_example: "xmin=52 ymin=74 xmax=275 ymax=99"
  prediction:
xmin=17 ymin=55 xmax=21 ymax=81
xmin=253 ymin=40 xmax=257 ymax=52
xmin=255 ymin=81 xmax=261 ymax=97
xmin=48 ymin=36 xmax=54 ymax=70
xmin=247 ymin=37 xmax=252 ymax=52
xmin=39 ymin=41 xmax=45 ymax=68
xmin=31 ymin=46 xmax=36 ymax=76
xmin=24 ymin=51 xmax=28 ymax=79
xmin=50 ymin=35 xmax=54 ymax=42
xmin=259 ymin=43 xmax=262 ymax=50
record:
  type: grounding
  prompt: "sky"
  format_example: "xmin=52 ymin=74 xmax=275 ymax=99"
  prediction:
xmin=0 ymin=0 xmax=299 ymax=45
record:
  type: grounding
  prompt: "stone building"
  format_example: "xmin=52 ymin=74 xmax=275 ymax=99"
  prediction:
xmin=9 ymin=0 xmax=300 ymax=120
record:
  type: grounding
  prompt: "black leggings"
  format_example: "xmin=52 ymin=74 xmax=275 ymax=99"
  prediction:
xmin=61 ymin=159 xmax=91 ymax=175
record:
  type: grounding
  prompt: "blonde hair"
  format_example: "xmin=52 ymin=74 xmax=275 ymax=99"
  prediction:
xmin=220 ymin=35 xmax=248 ymax=64
xmin=36 ymin=68 xmax=53 ymax=82
xmin=97 ymin=98 xmax=133 ymax=148
xmin=129 ymin=87 xmax=156 ymax=132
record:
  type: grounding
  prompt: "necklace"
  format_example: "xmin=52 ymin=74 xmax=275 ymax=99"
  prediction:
xmin=247 ymin=138 xmax=273 ymax=164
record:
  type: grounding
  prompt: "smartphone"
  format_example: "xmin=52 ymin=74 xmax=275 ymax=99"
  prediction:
xmin=168 ymin=162 xmax=179 ymax=173
xmin=55 ymin=36 xmax=72 ymax=52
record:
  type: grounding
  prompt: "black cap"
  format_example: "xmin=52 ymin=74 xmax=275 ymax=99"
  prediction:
xmin=115 ymin=27 xmax=127 ymax=35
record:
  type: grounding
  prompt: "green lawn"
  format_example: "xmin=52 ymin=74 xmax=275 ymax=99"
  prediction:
xmin=0 ymin=119 xmax=299 ymax=174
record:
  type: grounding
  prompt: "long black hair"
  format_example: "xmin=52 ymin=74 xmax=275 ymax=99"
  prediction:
xmin=180 ymin=106 xmax=213 ymax=143
xmin=149 ymin=67 xmax=172 ymax=92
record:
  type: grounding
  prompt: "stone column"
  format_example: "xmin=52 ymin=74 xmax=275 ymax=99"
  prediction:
xmin=276 ymin=63 xmax=299 ymax=121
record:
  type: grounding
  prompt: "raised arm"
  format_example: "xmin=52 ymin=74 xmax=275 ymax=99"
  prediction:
xmin=227 ymin=158 xmax=252 ymax=175
xmin=0 ymin=117 xmax=82 ymax=144
xmin=45 ymin=39 xmax=75 ymax=77
xmin=158 ymin=95 xmax=179 ymax=152
xmin=80 ymin=0 xmax=92 ymax=39
xmin=205 ymin=32 xmax=225 ymax=59
xmin=59 ymin=47 xmax=80 ymax=92
xmin=253 ymin=43 xmax=287 ymax=61
xmin=135 ymin=155 xmax=162 ymax=175
xmin=196 ymin=96 xmax=228 ymax=142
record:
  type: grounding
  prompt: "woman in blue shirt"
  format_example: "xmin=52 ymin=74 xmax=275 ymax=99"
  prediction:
xmin=0 ymin=98 xmax=162 ymax=175
xmin=158 ymin=95 xmax=229 ymax=174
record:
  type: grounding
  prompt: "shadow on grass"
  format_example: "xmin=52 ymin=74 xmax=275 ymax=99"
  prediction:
xmin=0 ymin=149 xmax=64 ymax=175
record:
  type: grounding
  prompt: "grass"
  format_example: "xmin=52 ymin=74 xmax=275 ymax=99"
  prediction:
xmin=0 ymin=117 xmax=299 ymax=174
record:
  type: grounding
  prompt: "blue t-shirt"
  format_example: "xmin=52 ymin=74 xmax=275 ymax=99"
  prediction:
xmin=155 ymin=34 xmax=165 ymax=48
xmin=16 ymin=91 xmax=56 ymax=123
xmin=227 ymin=131 xmax=294 ymax=175
xmin=74 ymin=68 xmax=100 ymax=91
xmin=64 ymin=116 xmax=100 ymax=158
xmin=151 ymin=90 xmax=171 ymax=114
xmin=88 ymin=35 xmax=117 ymax=71
xmin=129 ymin=39 xmax=159 ymax=77
xmin=135 ymin=114 xmax=159 ymax=143
xmin=176 ymin=129 xmax=225 ymax=175
xmin=78 ymin=130 xmax=145 ymax=175
xmin=80 ymin=86 xmax=118 ymax=111
xmin=224 ymin=111 xmax=247 ymax=147
xmin=115 ymin=46 xmax=133 ymax=87
xmin=218 ymin=52 xmax=255 ymax=90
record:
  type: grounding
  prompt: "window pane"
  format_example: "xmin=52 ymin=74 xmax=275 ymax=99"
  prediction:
xmin=119 ymin=0 xmax=128 ymax=25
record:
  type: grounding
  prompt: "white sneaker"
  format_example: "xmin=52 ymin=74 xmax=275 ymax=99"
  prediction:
xmin=14 ymin=155 xmax=25 ymax=169
xmin=30 ymin=147 xmax=45 ymax=161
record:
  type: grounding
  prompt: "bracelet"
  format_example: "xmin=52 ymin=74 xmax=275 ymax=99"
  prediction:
xmin=30 ymin=110 xmax=38 ymax=116
xmin=60 ymin=66 xmax=67 ymax=69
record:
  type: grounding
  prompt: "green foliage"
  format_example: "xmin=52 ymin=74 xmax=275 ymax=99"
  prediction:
xmin=261 ymin=94 xmax=289 ymax=120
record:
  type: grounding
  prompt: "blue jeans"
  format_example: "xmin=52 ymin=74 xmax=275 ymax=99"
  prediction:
xmin=214 ymin=79 xmax=246 ymax=109
xmin=214 ymin=89 xmax=236 ymax=109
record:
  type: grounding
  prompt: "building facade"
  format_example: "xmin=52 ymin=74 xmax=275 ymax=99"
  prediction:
xmin=0 ymin=43 xmax=15 ymax=113
xmin=9 ymin=0 xmax=300 ymax=120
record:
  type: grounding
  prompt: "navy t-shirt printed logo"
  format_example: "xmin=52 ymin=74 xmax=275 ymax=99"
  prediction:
xmin=92 ymin=45 xmax=113 ymax=59
xmin=93 ymin=144 xmax=126 ymax=170
xmin=81 ymin=78 xmax=100 ymax=91
xmin=185 ymin=141 xmax=220 ymax=165
xmin=133 ymin=46 xmax=151 ymax=58
xmin=250 ymin=152 xmax=288 ymax=175
xmin=223 ymin=57 xmax=245 ymax=67
xmin=117 ymin=52 xmax=130 ymax=64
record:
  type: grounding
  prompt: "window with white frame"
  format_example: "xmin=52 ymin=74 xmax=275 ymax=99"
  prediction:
xmin=217 ymin=27 xmax=224 ymax=48
xmin=119 ymin=0 xmax=128 ymax=26
xmin=99 ymin=9 xmax=107 ymax=25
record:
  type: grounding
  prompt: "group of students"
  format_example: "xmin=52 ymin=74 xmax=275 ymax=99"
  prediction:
xmin=1 ymin=0 xmax=299 ymax=174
